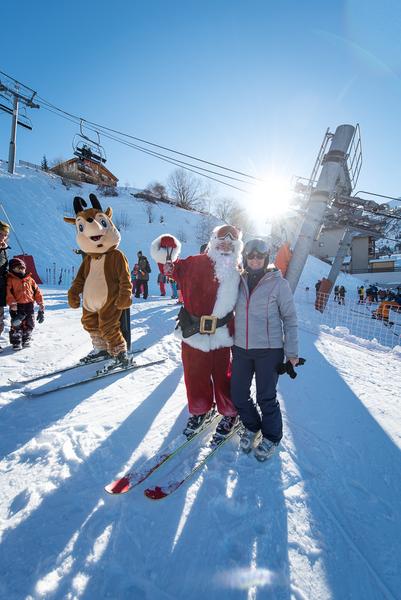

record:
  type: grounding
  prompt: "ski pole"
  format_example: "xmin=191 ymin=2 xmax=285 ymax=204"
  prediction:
xmin=0 ymin=202 xmax=25 ymax=254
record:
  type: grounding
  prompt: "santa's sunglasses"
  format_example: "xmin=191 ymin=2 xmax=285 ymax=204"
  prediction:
xmin=246 ymin=252 xmax=267 ymax=260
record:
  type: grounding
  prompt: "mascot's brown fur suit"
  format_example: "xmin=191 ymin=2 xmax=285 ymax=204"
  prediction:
xmin=64 ymin=193 xmax=132 ymax=366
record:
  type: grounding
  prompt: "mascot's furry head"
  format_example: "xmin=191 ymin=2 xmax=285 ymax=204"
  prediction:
xmin=64 ymin=193 xmax=120 ymax=254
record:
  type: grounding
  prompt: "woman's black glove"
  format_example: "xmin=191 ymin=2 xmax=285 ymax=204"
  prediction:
xmin=37 ymin=310 xmax=45 ymax=324
xmin=277 ymin=357 xmax=306 ymax=379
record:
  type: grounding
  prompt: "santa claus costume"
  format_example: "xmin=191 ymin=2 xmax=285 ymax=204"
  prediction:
xmin=151 ymin=225 xmax=243 ymax=438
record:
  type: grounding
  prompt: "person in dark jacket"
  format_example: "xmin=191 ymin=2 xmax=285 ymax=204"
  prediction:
xmin=231 ymin=239 xmax=299 ymax=462
xmin=135 ymin=251 xmax=151 ymax=299
xmin=0 ymin=220 xmax=10 ymax=349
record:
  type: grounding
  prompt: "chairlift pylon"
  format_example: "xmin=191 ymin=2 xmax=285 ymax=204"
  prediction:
xmin=72 ymin=119 xmax=107 ymax=165
xmin=0 ymin=99 xmax=33 ymax=130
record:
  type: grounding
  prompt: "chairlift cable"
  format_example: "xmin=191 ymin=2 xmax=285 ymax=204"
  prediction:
xmin=41 ymin=105 xmax=251 ymax=192
xmin=37 ymin=96 xmax=263 ymax=181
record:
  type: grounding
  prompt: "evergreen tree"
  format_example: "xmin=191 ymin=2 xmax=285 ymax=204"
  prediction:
xmin=41 ymin=155 xmax=49 ymax=171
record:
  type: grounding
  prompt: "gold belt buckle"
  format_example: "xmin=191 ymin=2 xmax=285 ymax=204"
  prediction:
xmin=199 ymin=315 xmax=218 ymax=334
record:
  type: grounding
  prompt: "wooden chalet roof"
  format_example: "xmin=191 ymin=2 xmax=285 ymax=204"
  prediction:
xmin=51 ymin=158 xmax=119 ymax=182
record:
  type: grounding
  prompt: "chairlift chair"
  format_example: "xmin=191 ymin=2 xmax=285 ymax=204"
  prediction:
xmin=72 ymin=119 xmax=107 ymax=165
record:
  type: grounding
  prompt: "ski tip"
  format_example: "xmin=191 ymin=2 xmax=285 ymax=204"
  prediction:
xmin=105 ymin=476 xmax=131 ymax=495
xmin=144 ymin=486 xmax=168 ymax=500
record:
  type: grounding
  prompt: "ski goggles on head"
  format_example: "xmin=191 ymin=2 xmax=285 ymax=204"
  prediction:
xmin=244 ymin=239 xmax=269 ymax=256
xmin=215 ymin=225 xmax=240 ymax=241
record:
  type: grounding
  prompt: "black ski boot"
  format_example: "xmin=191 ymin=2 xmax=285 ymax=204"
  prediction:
xmin=97 ymin=351 xmax=133 ymax=375
xmin=210 ymin=415 xmax=238 ymax=447
xmin=183 ymin=409 xmax=215 ymax=438
xmin=80 ymin=349 xmax=109 ymax=364
xmin=115 ymin=351 xmax=132 ymax=367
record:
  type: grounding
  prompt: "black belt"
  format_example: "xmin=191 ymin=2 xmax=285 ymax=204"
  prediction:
xmin=178 ymin=308 xmax=233 ymax=338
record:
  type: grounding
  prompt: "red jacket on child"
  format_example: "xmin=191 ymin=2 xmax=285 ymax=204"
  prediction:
xmin=6 ymin=272 xmax=44 ymax=309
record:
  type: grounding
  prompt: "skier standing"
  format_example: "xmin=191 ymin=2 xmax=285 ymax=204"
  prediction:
xmin=6 ymin=257 xmax=45 ymax=350
xmin=231 ymin=239 xmax=299 ymax=461
xmin=151 ymin=225 xmax=243 ymax=439
xmin=0 ymin=220 xmax=10 ymax=350
xmin=135 ymin=251 xmax=151 ymax=299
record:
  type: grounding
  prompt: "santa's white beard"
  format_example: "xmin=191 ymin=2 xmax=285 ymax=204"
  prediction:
xmin=207 ymin=241 xmax=242 ymax=282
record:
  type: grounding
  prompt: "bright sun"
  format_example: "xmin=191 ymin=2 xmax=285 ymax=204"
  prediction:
xmin=248 ymin=174 xmax=293 ymax=221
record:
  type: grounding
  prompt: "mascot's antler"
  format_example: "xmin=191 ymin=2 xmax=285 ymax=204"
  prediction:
xmin=73 ymin=196 xmax=87 ymax=214
xmin=89 ymin=193 xmax=103 ymax=211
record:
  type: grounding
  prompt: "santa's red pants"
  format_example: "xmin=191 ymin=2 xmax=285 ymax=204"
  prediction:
xmin=181 ymin=343 xmax=237 ymax=416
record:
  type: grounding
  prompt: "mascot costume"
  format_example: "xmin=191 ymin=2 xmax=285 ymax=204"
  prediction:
xmin=151 ymin=225 xmax=243 ymax=440
xmin=64 ymin=193 xmax=132 ymax=368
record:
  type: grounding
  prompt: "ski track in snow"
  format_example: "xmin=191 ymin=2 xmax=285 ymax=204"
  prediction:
xmin=0 ymin=290 xmax=401 ymax=600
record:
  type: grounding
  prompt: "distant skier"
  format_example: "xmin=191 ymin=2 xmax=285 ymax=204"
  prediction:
xmin=6 ymin=257 xmax=45 ymax=350
xmin=151 ymin=225 xmax=243 ymax=440
xmin=135 ymin=251 xmax=151 ymax=299
xmin=0 ymin=220 xmax=10 ymax=351
xmin=130 ymin=264 xmax=139 ymax=295
xmin=338 ymin=285 xmax=346 ymax=305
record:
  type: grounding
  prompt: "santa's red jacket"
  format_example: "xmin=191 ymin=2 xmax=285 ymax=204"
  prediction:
xmin=151 ymin=236 xmax=240 ymax=352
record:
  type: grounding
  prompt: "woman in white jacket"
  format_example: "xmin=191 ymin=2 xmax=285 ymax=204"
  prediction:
xmin=231 ymin=239 xmax=299 ymax=461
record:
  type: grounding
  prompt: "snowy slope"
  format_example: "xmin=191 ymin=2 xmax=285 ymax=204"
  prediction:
xmin=0 ymin=161 xmax=215 ymax=293
xmin=0 ymin=284 xmax=400 ymax=599
xmin=1 ymin=161 xmax=401 ymax=600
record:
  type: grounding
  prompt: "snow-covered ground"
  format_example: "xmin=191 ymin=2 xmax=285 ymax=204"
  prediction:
xmin=1 ymin=162 xmax=401 ymax=599
xmin=0 ymin=283 xmax=400 ymax=600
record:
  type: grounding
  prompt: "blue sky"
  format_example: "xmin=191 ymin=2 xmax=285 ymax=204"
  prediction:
xmin=1 ymin=0 xmax=401 ymax=206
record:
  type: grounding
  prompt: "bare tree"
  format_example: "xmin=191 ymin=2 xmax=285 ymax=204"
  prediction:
xmin=168 ymin=168 xmax=208 ymax=211
xmin=145 ymin=181 xmax=168 ymax=200
xmin=144 ymin=204 xmax=154 ymax=223
xmin=215 ymin=197 xmax=235 ymax=222
xmin=213 ymin=197 xmax=253 ymax=236
xmin=195 ymin=215 xmax=216 ymax=245
xmin=114 ymin=211 xmax=133 ymax=231
xmin=97 ymin=184 xmax=118 ymax=197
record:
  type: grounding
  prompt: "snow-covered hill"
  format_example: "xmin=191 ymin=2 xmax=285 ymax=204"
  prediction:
xmin=0 ymin=161 xmax=215 ymax=292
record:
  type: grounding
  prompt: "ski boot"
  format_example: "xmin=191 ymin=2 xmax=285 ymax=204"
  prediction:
xmin=97 ymin=351 xmax=133 ymax=375
xmin=80 ymin=349 xmax=110 ymax=364
xmin=183 ymin=409 xmax=215 ymax=438
xmin=253 ymin=438 xmax=279 ymax=462
xmin=210 ymin=415 xmax=238 ymax=447
xmin=12 ymin=342 xmax=22 ymax=351
xmin=239 ymin=427 xmax=259 ymax=454
xmin=22 ymin=338 xmax=31 ymax=349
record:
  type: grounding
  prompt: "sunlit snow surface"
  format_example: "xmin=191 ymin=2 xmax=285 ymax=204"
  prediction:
xmin=0 ymin=289 xmax=400 ymax=600
xmin=1 ymin=164 xmax=401 ymax=599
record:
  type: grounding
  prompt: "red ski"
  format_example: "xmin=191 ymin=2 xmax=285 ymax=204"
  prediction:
xmin=105 ymin=411 xmax=219 ymax=495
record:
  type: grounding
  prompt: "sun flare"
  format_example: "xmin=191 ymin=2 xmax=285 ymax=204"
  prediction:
xmin=248 ymin=174 xmax=293 ymax=221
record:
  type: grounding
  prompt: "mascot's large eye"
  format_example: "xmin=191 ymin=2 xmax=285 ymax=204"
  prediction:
xmin=100 ymin=219 xmax=108 ymax=228
xmin=78 ymin=223 xmax=84 ymax=232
